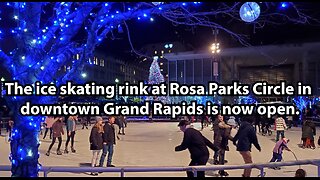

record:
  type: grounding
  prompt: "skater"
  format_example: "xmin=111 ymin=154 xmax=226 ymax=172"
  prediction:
xmin=64 ymin=115 xmax=78 ymax=154
xmin=99 ymin=116 xmax=116 ymax=167
xmin=301 ymin=119 xmax=316 ymax=149
xmin=201 ymin=113 xmax=207 ymax=131
xmin=114 ymin=117 xmax=121 ymax=140
xmin=118 ymin=115 xmax=126 ymax=135
xmin=89 ymin=117 xmax=104 ymax=176
xmin=175 ymin=120 xmax=218 ymax=177
xmin=87 ymin=116 xmax=92 ymax=126
xmin=81 ymin=116 xmax=88 ymax=129
xmin=43 ymin=116 xmax=55 ymax=139
xmin=274 ymin=115 xmax=287 ymax=142
xmin=46 ymin=117 xmax=64 ymax=156
xmin=212 ymin=115 xmax=230 ymax=165
xmin=7 ymin=117 xmax=14 ymax=141
xmin=233 ymin=116 xmax=261 ymax=177
xmin=217 ymin=117 xmax=238 ymax=177
xmin=269 ymin=137 xmax=291 ymax=170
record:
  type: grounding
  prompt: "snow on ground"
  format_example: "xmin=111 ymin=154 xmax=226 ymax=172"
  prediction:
xmin=0 ymin=122 xmax=319 ymax=177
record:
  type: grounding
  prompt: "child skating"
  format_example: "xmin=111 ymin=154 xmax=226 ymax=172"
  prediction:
xmin=269 ymin=137 xmax=291 ymax=170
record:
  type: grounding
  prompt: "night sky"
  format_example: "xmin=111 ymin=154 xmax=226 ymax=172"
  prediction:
xmin=98 ymin=2 xmax=320 ymax=59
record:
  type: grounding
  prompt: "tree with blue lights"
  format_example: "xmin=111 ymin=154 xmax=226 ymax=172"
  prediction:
xmin=0 ymin=2 xmax=318 ymax=177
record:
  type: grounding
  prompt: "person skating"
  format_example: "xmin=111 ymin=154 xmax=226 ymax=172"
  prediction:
xmin=64 ymin=115 xmax=78 ymax=154
xmin=175 ymin=120 xmax=219 ymax=177
xmin=81 ymin=116 xmax=88 ymax=130
xmin=43 ymin=116 xmax=55 ymax=139
xmin=301 ymin=119 xmax=316 ymax=149
xmin=233 ymin=116 xmax=261 ymax=177
xmin=217 ymin=118 xmax=238 ymax=177
xmin=118 ymin=115 xmax=126 ymax=135
xmin=274 ymin=115 xmax=287 ymax=142
xmin=99 ymin=116 xmax=116 ymax=168
xmin=89 ymin=117 xmax=104 ymax=176
xmin=46 ymin=117 xmax=64 ymax=156
xmin=269 ymin=137 xmax=291 ymax=170
xmin=212 ymin=115 xmax=230 ymax=165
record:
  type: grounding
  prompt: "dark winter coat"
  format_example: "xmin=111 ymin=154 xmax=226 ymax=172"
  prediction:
xmin=213 ymin=119 xmax=221 ymax=146
xmin=89 ymin=126 xmax=103 ymax=150
xmin=175 ymin=127 xmax=219 ymax=160
xmin=102 ymin=123 xmax=116 ymax=145
xmin=220 ymin=127 xmax=233 ymax=151
xmin=233 ymin=121 xmax=261 ymax=152
xmin=302 ymin=120 xmax=316 ymax=140
xmin=52 ymin=120 xmax=64 ymax=138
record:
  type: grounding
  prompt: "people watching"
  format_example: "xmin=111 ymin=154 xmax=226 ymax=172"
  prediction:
xmin=89 ymin=116 xmax=104 ymax=176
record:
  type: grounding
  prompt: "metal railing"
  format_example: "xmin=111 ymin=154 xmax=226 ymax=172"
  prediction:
xmin=1 ymin=159 xmax=320 ymax=177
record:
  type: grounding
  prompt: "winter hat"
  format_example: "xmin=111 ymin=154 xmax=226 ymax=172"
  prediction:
xmin=227 ymin=117 xmax=237 ymax=127
xmin=282 ymin=137 xmax=289 ymax=143
xmin=95 ymin=116 xmax=103 ymax=123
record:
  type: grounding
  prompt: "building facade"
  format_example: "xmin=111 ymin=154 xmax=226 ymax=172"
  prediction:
xmin=164 ymin=42 xmax=320 ymax=102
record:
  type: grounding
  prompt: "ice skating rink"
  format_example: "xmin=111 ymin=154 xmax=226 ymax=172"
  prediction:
xmin=0 ymin=122 xmax=319 ymax=177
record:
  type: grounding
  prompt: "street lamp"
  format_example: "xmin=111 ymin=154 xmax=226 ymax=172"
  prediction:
xmin=211 ymin=42 xmax=220 ymax=54
xmin=210 ymin=28 xmax=221 ymax=82
xmin=115 ymin=78 xmax=119 ymax=100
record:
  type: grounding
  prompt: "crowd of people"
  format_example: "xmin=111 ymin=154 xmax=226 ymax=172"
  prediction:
xmin=175 ymin=112 xmax=317 ymax=177
xmin=1 ymin=104 xmax=318 ymax=177
xmin=40 ymin=115 xmax=127 ymax=176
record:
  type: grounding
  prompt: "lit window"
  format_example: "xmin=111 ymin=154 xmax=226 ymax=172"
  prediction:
xmin=133 ymin=70 xmax=136 ymax=75
xmin=64 ymin=66 xmax=67 ymax=72
xmin=67 ymin=66 xmax=71 ymax=71
xmin=160 ymin=56 xmax=163 ymax=58
xmin=76 ymin=54 xmax=80 ymax=60
xmin=100 ymin=59 xmax=104 ymax=67
xmin=94 ymin=57 xmax=98 ymax=65
xmin=160 ymin=63 xmax=163 ymax=66
xmin=168 ymin=50 xmax=171 ymax=53
xmin=161 ymin=50 xmax=164 ymax=54
xmin=160 ymin=69 xmax=163 ymax=71
xmin=154 ymin=51 xmax=157 ymax=54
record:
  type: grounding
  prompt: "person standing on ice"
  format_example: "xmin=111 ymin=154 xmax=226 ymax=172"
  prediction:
xmin=233 ymin=116 xmax=261 ymax=177
xmin=274 ymin=115 xmax=287 ymax=142
xmin=89 ymin=117 xmax=104 ymax=176
xmin=64 ymin=115 xmax=78 ymax=154
xmin=175 ymin=120 xmax=219 ymax=177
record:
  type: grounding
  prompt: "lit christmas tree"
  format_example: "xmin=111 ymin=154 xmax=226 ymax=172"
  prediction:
xmin=0 ymin=2 xmax=318 ymax=177
xmin=147 ymin=56 xmax=167 ymax=102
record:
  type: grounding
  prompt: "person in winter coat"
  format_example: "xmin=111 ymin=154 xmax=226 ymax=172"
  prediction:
xmin=212 ymin=115 xmax=230 ymax=165
xmin=89 ymin=117 xmax=104 ymax=176
xmin=216 ymin=117 xmax=238 ymax=177
xmin=301 ymin=119 xmax=316 ymax=149
xmin=233 ymin=116 xmax=261 ymax=177
xmin=64 ymin=115 xmax=78 ymax=154
xmin=99 ymin=116 xmax=116 ymax=167
xmin=118 ymin=115 xmax=126 ymax=135
xmin=43 ymin=116 xmax=55 ymax=139
xmin=275 ymin=115 xmax=287 ymax=142
xmin=46 ymin=117 xmax=64 ymax=156
xmin=175 ymin=120 xmax=219 ymax=177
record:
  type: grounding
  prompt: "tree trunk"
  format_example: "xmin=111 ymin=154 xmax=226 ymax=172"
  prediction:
xmin=9 ymin=100 xmax=41 ymax=177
